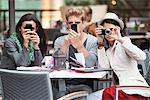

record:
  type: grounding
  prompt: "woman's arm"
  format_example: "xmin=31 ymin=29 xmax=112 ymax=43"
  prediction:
xmin=5 ymin=38 xmax=31 ymax=66
xmin=121 ymin=37 xmax=146 ymax=60
xmin=33 ymin=50 xmax=43 ymax=66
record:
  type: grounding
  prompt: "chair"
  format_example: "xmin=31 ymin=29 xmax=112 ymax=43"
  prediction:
xmin=138 ymin=49 xmax=150 ymax=78
xmin=0 ymin=69 xmax=89 ymax=100
xmin=114 ymin=85 xmax=150 ymax=100
xmin=58 ymin=91 xmax=88 ymax=100
xmin=138 ymin=49 xmax=150 ymax=85
xmin=0 ymin=69 xmax=53 ymax=100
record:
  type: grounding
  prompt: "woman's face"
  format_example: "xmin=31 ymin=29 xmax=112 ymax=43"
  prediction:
xmin=103 ymin=22 xmax=118 ymax=42
xmin=20 ymin=20 xmax=37 ymax=34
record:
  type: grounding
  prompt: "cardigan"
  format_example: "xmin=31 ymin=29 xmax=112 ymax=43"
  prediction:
xmin=0 ymin=38 xmax=43 ymax=69
xmin=98 ymin=37 xmax=150 ymax=97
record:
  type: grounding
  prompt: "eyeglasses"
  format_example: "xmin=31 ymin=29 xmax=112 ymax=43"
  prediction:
xmin=68 ymin=22 xmax=81 ymax=24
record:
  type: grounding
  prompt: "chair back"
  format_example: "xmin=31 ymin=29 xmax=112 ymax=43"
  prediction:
xmin=58 ymin=91 xmax=88 ymax=100
xmin=114 ymin=85 xmax=150 ymax=100
xmin=0 ymin=69 xmax=53 ymax=100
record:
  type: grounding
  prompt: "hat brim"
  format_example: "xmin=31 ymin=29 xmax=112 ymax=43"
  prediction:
xmin=98 ymin=18 xmax=124 ymax=29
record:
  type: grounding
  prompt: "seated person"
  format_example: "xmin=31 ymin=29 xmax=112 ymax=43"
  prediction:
xmin=87 ymin=12 xmax=150 ymax=100
xmin=54 ymin=7 xmax=98 ymax=94
xmin=82 ymin=6 xmax=97 ymax=37
xmin=1 ymin=13 xmax=47 ymax=69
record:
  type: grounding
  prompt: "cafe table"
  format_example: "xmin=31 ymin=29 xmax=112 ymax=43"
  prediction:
xmin=17 ymin=67 xmax=110 ymax=96
xmin=48 ymin=69 xmax=109 ymax=96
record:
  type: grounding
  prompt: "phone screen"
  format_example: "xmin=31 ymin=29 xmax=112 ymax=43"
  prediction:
xmin=71 ymin=24 xmax=77 ymax=32
xmin=24 ymin=24 xmax=33 ymax=30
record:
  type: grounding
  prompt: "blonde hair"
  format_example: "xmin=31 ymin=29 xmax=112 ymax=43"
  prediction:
xmin=65 ymin=7 xmax=84 ymax=21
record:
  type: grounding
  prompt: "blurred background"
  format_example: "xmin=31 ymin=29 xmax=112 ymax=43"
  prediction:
xmin=1 ymin=0 xmax=150 ymax=31
xmin=0 ymin=0 xmax=150 ymax=52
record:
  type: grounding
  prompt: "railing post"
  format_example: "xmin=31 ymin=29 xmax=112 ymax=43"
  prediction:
xmin=8 ymin=0 xmax=15 ymax=34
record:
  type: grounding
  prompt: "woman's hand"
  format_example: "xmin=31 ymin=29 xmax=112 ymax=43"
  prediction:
xmin=95 ymin=25 xmax=104 ymax=37
xmin=29 ymin=31 xmax=40 ymax=50
xmin=22 ymin=29 xmax=31 ymax=48
xmin=107 ymin=26 xmax=125 ymax=44
xmin=95 ymin=26 xmax=105 ymax=48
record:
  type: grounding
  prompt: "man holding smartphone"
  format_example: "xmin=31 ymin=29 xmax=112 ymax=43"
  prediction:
xmin=54 ymin=7 xmax=98 ymax=95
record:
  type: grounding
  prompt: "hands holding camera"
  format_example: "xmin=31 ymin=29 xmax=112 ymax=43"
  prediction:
xmin=96 ymin=25 xmax=124 ymax=48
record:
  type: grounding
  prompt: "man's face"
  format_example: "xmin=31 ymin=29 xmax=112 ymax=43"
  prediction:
xmin=67 ymin=16 xmax=83 ymax=33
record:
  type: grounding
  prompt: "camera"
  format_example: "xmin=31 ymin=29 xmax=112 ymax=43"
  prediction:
xmin=101 ymin=28 xmax=112 ymax=35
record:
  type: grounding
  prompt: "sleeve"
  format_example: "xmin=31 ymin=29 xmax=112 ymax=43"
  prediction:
xmin=5 ymin=39 xmax=31 ymax=67
xmin=85 ymin=38 xmax=98 ymax=67
xmin=97 ymin=47 xmax=110 ymax=69
xmin=54 ymin=37 xmax=66 ymax=55
xmin=122 ymin=37 xmax=146 ymax=60
xmin=33 ymin=50 xmax=43 ymax=66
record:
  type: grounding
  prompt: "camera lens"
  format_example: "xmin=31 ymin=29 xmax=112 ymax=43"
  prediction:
xmin=105 ymin=28 xmax=112 ymax=35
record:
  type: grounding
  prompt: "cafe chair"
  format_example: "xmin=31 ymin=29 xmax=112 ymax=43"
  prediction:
xmin=57 ymin=91 xmax=89 ymax=100
xmin=114 ymin=85 xmax=150 ymax=100
xmin=0 ymin=69 xmax=53 ymax=100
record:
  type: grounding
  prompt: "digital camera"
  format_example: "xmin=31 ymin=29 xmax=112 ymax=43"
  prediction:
xmin=101 ymin=28 xmax=112 ymax=35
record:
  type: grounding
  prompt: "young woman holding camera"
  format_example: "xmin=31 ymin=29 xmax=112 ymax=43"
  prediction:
xmin=87 ymin=12 xmax=149 ymax=100
xmin=1 ymin=13 xmax=47 ymax=69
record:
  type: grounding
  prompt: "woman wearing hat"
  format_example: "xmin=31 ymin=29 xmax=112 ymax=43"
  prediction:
xmin=87 ymin=12 xmax=150 ymax=100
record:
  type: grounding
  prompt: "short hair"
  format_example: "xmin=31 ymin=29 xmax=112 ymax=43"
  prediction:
xmin=65 ymin=7 xmax=84 ymax=21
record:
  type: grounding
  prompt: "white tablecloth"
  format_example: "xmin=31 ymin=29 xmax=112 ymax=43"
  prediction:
xmin=49 ymin=70 xmax=107 ymax=79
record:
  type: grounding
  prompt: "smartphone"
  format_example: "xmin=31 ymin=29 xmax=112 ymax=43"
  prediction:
xmin=24 ymin=24 xmax=33 ymax=35
xmin=24 ymin=24 xmax=33 ymax=31
xmin=71 ymin=24 xmax=77 ymax=32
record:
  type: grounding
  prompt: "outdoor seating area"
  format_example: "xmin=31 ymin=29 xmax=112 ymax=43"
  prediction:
xmin=0 ymin=0 xmax=150 ymax=100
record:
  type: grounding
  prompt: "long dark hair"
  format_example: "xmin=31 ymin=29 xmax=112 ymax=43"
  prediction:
xmin=15 ymin=13 xmax=47 ymax=56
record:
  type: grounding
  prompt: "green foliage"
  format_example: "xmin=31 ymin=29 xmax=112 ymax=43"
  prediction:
xmin=65 ymin=0 xmax=97 ymax=6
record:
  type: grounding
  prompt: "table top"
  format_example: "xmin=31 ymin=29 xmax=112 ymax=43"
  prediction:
xmin=17 ymin=66 xmax=109 ymax=79
xmin=49 ymin=70 xmax=107 ymax=79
